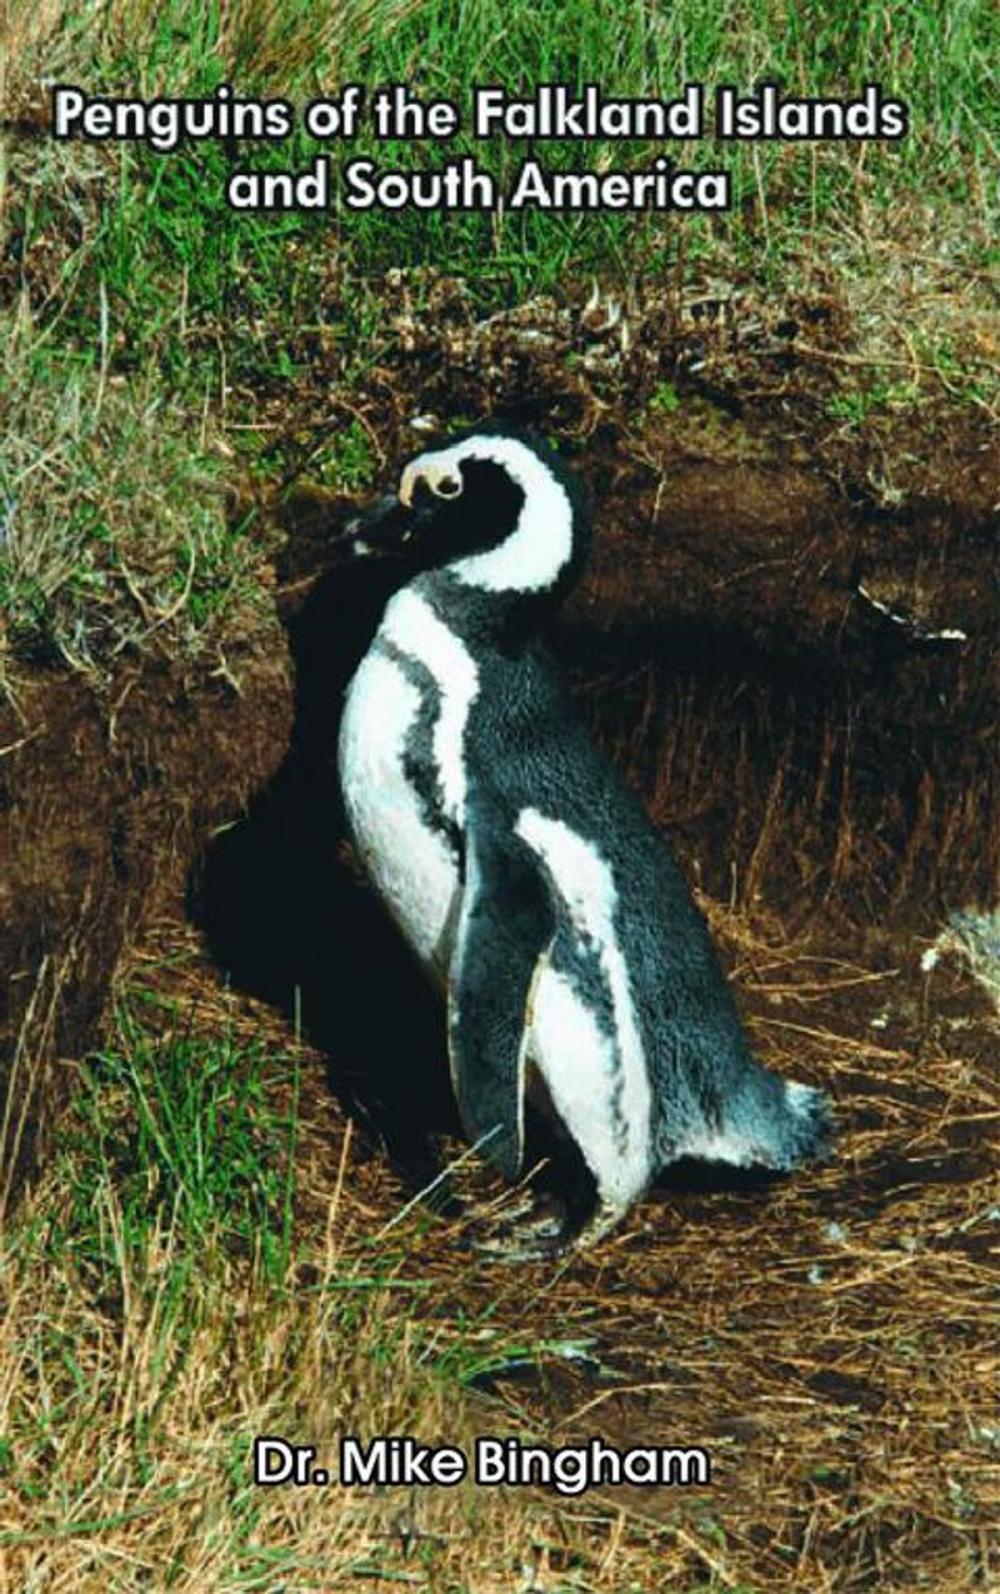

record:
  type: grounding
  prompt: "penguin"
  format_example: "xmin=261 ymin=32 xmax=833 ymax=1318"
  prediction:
xmin=336 ymin=422 xmax=832 ymax=1249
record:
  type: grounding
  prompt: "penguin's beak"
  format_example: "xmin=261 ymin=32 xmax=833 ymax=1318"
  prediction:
xmin=332 ymin=488 xmax=437 ymax=564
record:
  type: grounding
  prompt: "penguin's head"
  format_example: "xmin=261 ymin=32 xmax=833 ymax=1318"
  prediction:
xmin=340 ymin=423 xmax=590 ymax=605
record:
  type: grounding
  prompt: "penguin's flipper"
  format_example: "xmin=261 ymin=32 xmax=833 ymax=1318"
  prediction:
xmin=447 ymin=817 xmax=554 ymax=1181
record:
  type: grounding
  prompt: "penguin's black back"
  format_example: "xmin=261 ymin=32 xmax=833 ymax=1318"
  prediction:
xmin=412 ymin=576 xmax=775 ymax=1168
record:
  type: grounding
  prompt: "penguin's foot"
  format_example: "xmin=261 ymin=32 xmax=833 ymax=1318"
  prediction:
xmin=570 ymin=1198 xmax=629 ymax=1252
xmin=464 ymin=1196 xmax=572 ymax=1263
xmin=465 ymin=1195 xmax=631 ymax=1261
xmin=481 ymin=1190 xmax=539 ymax=1226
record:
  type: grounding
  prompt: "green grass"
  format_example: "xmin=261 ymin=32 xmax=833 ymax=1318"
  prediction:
xmin=824 ymin=375 xmax=921 ymax=425
xmin=59 ymin=991 xmax=301 ymax=1291
xmin=311 ymin=416 xmax=380 ymax=490
xmin=0 ymin=990 xmax=307 ymax=1570
xmin=648 ymin=379 xmax=683 ymax=416
xmin=8 ymin=0 xmax=999 ymax=364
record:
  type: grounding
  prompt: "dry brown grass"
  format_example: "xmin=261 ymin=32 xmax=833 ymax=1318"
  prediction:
xmin=0 ymin=923 xmax=683 ymax=1591
xmin=0 ymin=299 xmax=274 ymax=697
xmin=2 ymin=906 xmax=995 ymax=1591
xmin=1 ymin=0 xmax=422 ymax=102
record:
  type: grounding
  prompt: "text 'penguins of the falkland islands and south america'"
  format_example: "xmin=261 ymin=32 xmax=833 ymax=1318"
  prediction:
xmin=336 ymin=424 xmax=833 ymax=1250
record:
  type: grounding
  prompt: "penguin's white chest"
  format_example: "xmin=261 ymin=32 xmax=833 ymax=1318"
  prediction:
xmin=337 ymin=590 xmax=479 ymax=973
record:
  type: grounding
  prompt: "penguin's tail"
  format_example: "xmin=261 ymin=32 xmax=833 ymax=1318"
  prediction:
xmin=670 ymin=1066 xmax=834 ymax=1172
xmin=768 ymin=1077 xmax=835 ymax=1170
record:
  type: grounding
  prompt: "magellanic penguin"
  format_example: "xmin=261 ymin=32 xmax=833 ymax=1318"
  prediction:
xmin=336 ymin=423 xmax=833 ymax=1249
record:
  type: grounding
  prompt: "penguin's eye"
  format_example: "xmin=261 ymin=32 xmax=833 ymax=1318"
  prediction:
xmin=432 ymin=474 xmax=462 ymax=499
xmin=399 ymin=459 xmax=465 ymax=508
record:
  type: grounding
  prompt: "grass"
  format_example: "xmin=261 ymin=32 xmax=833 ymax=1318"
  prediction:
xmin=0 ymin=303 xmax=274 ymax=686
xmin=0 ymin=960 xmax=679 ymax=1588
xmin=10 ymin=0 xmax=999 ymax=294
xmin=2 ymin=0 xmax=997 ymax=682
xmin=61 ymin=993 xmax=300 ymax=1290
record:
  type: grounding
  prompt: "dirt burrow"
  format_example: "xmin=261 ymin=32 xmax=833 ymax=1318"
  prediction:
xmin=0 ymin=648 xmax=293 ymax=1206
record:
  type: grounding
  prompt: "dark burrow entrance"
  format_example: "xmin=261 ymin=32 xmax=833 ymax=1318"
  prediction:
xmin=192 ymin=553 xmax=465 ymax=1195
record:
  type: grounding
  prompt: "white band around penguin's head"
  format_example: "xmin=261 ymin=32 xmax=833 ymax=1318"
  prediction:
xmin=399 ymin=455 xmax=464 ymax=508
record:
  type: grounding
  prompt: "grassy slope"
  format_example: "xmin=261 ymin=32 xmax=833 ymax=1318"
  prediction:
xmin=1 ymin=944 xmax=703 ymax=1590
xmin=1 ymin=2 xmax=998 ymax=1586
xmin=2 ymin=0 xmax=997 ymax=676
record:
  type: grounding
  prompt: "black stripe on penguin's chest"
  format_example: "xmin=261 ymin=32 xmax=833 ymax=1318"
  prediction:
xmin=378 ymin=638 xmax=463 ymax=867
